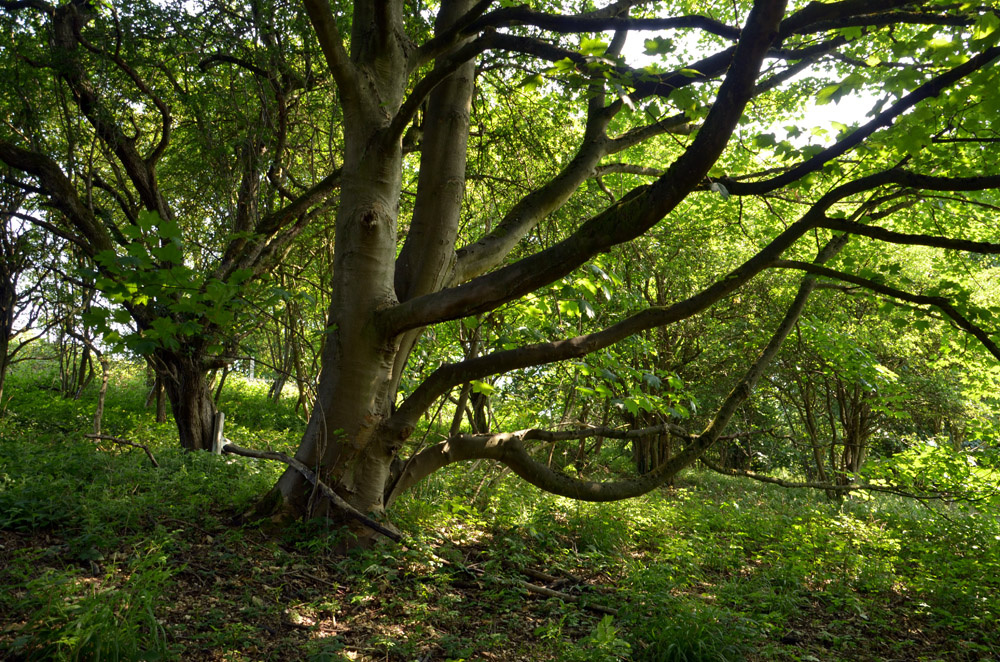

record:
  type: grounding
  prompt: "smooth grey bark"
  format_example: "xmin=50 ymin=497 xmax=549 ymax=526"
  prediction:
xmin=263 ymin=0 xmax=410 ymax=521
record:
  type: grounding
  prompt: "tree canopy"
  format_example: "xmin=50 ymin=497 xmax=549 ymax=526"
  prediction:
xmin=2 ymin=0 xmax=1000 ymax=537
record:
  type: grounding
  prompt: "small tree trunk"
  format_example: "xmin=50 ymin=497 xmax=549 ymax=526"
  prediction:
xmin=0 ymin=331 xmax=9 ymax=410
xmin=73 ymin=344 xmax=93 ymax=399
xmin=470 ymin=390 xmax=489 ymax=433
xmin=156 ymin=378 xmax=167 ymax=423
xmin=0 ymin=273 xmax=13 ymax=408
xmin=93 ymin=353 xmax=110 ymax=435
xmin=214 ymin=365 xmax=230 ymax=404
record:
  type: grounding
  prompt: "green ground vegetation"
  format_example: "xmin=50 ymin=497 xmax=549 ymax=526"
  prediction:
xmin=1 ymin=362 xmax=998 ymax=661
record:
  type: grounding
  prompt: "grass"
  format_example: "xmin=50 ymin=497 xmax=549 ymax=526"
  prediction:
xmin=1 ymin=362 xmax=999 ymax=660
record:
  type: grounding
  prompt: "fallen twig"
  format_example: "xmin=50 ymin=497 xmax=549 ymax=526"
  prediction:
xmin=457 ymin=559 xmax=618 ymax=615
xmin=514 ymin=578 xmax=618 ymax=615
xmin=85 ymin=434 xmax=159 ymax=468
xmin=220 ymin=442 xmax=403 ymax=542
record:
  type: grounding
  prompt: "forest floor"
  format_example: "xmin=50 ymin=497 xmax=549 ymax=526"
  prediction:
xmin=1 ymin=368 xmax=999 ymax=661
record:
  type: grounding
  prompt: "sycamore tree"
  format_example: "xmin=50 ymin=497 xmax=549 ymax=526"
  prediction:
xmin=3 ymin=0 xmax=1000 ymax=537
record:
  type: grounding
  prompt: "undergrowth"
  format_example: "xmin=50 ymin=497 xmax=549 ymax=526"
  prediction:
xmin=1 ymin=363 xmax=998 ymax=661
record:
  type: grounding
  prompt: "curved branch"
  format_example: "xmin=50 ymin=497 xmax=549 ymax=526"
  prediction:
xmin=76 ymin=29 xmax=173 ymax=168
xmin=773 ymin=260 xmax=1000 ymax=360
xmin=0 ymin=0 xmax=51 ymax=13
xmin=214 ymin=168 xmax=341 ymax=280
xmin=386 ymin=420 xmax=697 ymax=503
xmin=0 ymin=139 xmax=113 ymax=255
xmin=452 ymin=105 xmax=617 ymax=283
xmin=386 ymin=428 xmax=698 ymax=504
xmin=606 ymin=112 xmax=694 ymax=153
xmin=468 ymin=9 xmax=740 ymax=42
xmin=409 ymin=0 xmax=493 ymax=69
xmin=414 ymin=5 xmax=738 ymax=68
xmin=391 ymin=205 xmax=836 ymax=435
xmin=388 ymin=32 xmax=496 ymax=147
xmin=388 ymin=231 xmax=846 ymax=504
xmin=301 ymin=0 xmax=359 ymax=104
xmin=13 ymin=211 xmax=91 ymax=252
xmin=198 ymin=53 xmax=271 ymax=78
xmin=594 ymin=163 xmax=663 ymax=178
xmin=381 ymin=0 xmax=788 ymax=334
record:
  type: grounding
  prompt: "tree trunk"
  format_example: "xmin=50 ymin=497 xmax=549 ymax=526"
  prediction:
xmin=0 ymin=334 xmax=9 ymax=409
xmin=93 ymin=353 xmax=110 ymax=436
xmin=257 ymin=0 xmax=472 ymax=533
xmin=156 ymin=378 xmax=167 ymax=423
xmin=0 ymin=265 xmax=13 ymax=407
xmin=155 ymin=352 xmax=218 ymax=451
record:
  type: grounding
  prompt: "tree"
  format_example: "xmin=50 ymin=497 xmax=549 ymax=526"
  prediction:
xmin=0 ymin=175 xmax=60 ymax=405
xmin=3 ymin=0 xmax=1000 ymax=538
xmin=0 ymin=0 xmax=341 ymax=448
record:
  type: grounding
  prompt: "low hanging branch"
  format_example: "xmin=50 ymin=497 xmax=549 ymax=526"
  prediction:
xmin=220 ymin=442 xmax=403 ymax=542
xmin=84 ymin=434 xmax=159 ymax=468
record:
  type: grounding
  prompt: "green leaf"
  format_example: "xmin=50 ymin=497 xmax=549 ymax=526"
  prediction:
xmin=549 ymin=58 xmax=576 ymax=74
xmin=643 ymin=36 xmax=674 ymax=55
xmin=471 ymin=380 xmax=495 ymax=395
xmin=152 ymin=242 xmax=184 ymax=264
xmin=136 ymin=210 xmax=159 ymax=232
xmin=641 ymin=373 xmax=662 ymax=389
xmin=579 ymin=37 xmax=607 ymax=56
xmin=754 ymin=133 xmax=777 ymax=148
xmin=816 ymin=84 xmax=842 ymax=105
xmin=519 ymin=73 xmax=544 ymax=92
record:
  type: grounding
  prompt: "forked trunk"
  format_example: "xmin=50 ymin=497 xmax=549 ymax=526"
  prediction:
xmin=255 ymin=0 xmax=472 ymax=538
xmin=259 ymin=116 xmax=407 ymax=531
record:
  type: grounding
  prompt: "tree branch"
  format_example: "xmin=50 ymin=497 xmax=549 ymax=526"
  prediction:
xmin=301 ymin=0 xmax=358 ymax=103
xmin=773 ymin=260 xmax=1000 ymax=361
xmin=0 ymin=139 xmax=113 ymax=255
xmin=222 ymin=442 xmax=402 ymax=542
xmin=214 ymin=168 xmax=341 ymax=280
xmin=85 ymin=434 xmax=159 ymax=468
xmin=721 ymin=44 xmax=1000 ymax=196
xmin=382 ymin=0 xmax=788 ymax=334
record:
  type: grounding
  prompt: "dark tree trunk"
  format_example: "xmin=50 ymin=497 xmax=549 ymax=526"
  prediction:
xmin=156 ymin=352 xmax=217 ymax=451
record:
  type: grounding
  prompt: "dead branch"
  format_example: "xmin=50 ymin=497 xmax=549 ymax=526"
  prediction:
xmin=700 ymin=456 xmax=1000 ymax=503
xmin=220 ymin=442 xmax=403 ymax=542
xmin=515 ymin=579 xmax=618 ymax=615
xmin=85 ymin=434 xmax=159 ymax=467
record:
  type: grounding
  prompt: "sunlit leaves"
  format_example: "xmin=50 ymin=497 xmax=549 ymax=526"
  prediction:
xmin=578 ymin=37 xmax=607 ymax=57
xmin=643 ymin=36 xmax=674 ymax=56
xmin=519 ymin=73 xmax=544 ymax=92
